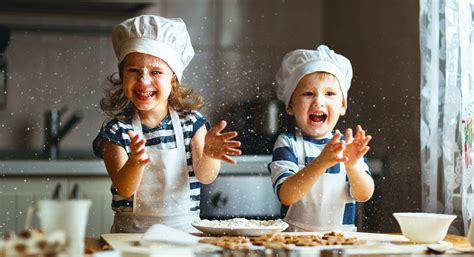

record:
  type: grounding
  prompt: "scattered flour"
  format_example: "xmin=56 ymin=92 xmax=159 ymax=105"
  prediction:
xmin=194 ymin=218 xmax=287 ymax=228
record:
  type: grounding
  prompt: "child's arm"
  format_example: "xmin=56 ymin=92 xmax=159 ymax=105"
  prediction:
xmin=279 ymin=131 xmax=347 ymax=206
xmin=102 ymin=131 xmax=150 ymax=198
xmin=344 ymin=125 xmax=374 ymax=202
xmin=192 ymin=120 xmax=241 ymax=184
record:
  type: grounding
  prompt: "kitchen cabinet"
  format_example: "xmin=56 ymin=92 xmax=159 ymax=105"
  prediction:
xmin=0 ymin=176 xmax=113 ymax=237
xmin=0 ymin=177 xmax=67 ymax=236
xmin=66 ymin=177 xmax=114 ymax=236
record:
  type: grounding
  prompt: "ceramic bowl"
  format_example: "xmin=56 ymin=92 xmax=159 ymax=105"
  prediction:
xmin=393 ymin=212 xmax=457 ymax=243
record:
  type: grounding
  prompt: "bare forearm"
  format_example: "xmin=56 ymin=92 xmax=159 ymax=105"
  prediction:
xmin=346 ymin=166 xmax=374 ymax=202
xmin=279 ymin=160 xmax=326 ymax=206
xmin=109 ymin=160 xmax=145 ymax=198
xmin=194 ymin=155 xmax=221 ymax=184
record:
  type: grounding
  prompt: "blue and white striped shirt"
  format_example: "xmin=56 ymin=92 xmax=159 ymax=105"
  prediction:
xmin=93 ymin=109 xmax=210 ymax=215
xmin=269 ymin=132 xmax=371 ymax=225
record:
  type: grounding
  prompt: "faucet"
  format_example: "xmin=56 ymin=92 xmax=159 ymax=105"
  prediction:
xmin=43 ymin=106 xmax=83 ymax=160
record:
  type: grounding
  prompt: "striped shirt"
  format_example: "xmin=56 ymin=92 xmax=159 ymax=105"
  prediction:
xmin=93 ymin=109 xmax=210 ymax=215
xmin=269 ymin=132 xmax=371 ymax=225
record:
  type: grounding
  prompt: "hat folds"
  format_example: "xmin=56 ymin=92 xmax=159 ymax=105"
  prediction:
xmin=276 ymin=45 xmax=353 ymax=108
xmin=112 ymin=15 xmax=195 ymax=82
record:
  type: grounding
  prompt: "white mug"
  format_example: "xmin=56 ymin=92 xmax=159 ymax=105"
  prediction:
xmin=37 ymin=199 xmax=91 ymax=256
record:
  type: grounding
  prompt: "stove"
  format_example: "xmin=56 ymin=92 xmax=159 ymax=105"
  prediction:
xmin=200 ymin=155 xmax=281 ymax=219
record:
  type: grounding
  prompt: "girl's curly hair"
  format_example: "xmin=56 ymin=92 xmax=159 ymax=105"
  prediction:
xmin=100 ymin=62 xmax=204 ymax=121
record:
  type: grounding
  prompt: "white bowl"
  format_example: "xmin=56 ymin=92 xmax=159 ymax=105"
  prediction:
xmin=393 ymin=212 xmax=456 ymax=243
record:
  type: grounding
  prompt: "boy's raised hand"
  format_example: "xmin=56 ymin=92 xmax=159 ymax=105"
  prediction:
xmin=127 ymin=130 xmax=150 ymax=165
xmin=317 ymin=130 xmax=348 ymax=168
xmin=204 ymin=120 xmax=242 ymax=164
xmin=343 ymin=125 xmax=372 ymax=169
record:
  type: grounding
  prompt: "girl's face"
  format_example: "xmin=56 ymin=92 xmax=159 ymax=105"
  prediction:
xmin=122 ymin=52 xmax=174 ymax=113
xmin=287 ymin=72 xmax=346 ymax=139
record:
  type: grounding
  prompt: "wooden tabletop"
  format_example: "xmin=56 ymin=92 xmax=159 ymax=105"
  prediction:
xmin=445 ymin=234 xmax=471 ymax=248
xmin=85 ymin=237 xmax=109 ymax=255
xmin=85 ymin=234 xmax=473 ymax=256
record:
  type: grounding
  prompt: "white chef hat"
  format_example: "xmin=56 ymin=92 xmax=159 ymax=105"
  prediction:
xmin=112 ymin=15 xmax=195 ymax=82
xmin=275 ymin=45 xmax=353 ymax=109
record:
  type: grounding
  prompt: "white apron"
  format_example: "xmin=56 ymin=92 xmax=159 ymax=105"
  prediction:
xmin=284 ymin=131 xmax=353 ymax=232
xmin=112 ymin=107 xmax=199 ymax=233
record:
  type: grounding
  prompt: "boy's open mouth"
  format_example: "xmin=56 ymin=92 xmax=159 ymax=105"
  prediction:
xmin=309 ymin=112 xmax=327 ymax=123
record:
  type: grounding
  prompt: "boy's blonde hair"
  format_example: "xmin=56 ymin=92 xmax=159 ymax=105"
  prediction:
xmin=311 ymin=71 xmax=337 ymax=81
xmin=100 ymin=62 xmax=204 ymax=121
xmin=290 ymin=71 xmax=344 ymax=107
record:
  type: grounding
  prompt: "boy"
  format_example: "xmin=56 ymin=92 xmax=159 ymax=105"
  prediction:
xmin=270 ymin=45 xmax=374 ymax=231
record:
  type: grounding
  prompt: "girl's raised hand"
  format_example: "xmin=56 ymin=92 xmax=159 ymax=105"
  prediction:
xmin=343 ymin=125 xmax=372 ymax=169
xmin=204 ymin=120 xmax=242 ymax=164
xmin=127 ymin=130 xmax=150 ymax=165
xmin=316 ymin=130 xmax=348 ymax=168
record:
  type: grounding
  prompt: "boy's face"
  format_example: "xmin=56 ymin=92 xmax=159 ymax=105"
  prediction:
xmin=287 ymin=72 xmax=346 ymax=139
xmin=122 ymin=52 xmax=174 ymax=113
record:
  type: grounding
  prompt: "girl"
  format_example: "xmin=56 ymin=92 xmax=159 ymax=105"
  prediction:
xmin=93 ymin=15 xmax=241 ymax=233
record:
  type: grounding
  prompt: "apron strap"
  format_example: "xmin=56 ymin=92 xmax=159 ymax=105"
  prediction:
xmin=169 ymin=108 xmax=188 ymax=170
xmin=131 ymin=107 xmax=184 ymax=147
xmin=295 ymin=130 xmax=306 ymax=168
xmin=132 ymin=110 xmax=145 ymax=140
xmin=168 ymin=107 xmax=184 ymax=147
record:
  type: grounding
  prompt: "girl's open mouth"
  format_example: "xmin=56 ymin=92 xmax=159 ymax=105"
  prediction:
xmin=135 ymin=90 xmax=156 ymax=101
xmin=309 ymin=112 xmax=327 ymax=123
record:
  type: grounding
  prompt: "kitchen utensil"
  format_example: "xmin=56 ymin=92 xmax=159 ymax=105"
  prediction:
xmin=24 ymin=206 xmax=35 ymax=230
xmin=51 ymin=182 xmax=62 ymax=200
xmin=69 ymin=183 xmax=80 ymax=199
xmin=393 ymin=212 xmax=456 ymax=243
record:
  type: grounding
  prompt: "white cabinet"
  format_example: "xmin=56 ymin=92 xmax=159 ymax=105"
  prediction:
xmin=0 ymin=177 xmax=113 ymax=237
xmin=67 ymin=177 xmax=114 ymax=236
xmin=0 ymin=177 xmax=68 ymax=236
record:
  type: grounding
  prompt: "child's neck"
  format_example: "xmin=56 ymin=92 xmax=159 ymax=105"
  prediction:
xmin=298 ymin=129 xmax=333 ymax=140
xmin=138 ymin=104 xmax=169 ymax=128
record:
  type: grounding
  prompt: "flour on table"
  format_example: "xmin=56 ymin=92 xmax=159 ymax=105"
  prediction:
xmin=194 ymin=218 xmax=287 ymax=228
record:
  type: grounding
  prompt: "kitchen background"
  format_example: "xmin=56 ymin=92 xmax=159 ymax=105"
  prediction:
xmin=0 ymin=0 xmax=429 ymax=234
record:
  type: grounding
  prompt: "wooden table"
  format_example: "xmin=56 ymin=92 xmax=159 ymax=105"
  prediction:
xmin=85 ymin=233 xmax=473 ymax=256
xmin=445 ymin=234 xmax=471 ymax=248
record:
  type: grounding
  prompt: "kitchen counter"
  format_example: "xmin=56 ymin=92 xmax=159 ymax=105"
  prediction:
xmin=0 ymin=155 xmax=382 ymax=177
xmin=0 ymin=155 xmax=273 ymax=177
xmin=0 ymin=160 xmax=107 ymax=176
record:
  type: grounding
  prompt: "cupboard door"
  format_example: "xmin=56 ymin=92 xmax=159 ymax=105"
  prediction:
xmin=0 ymin=177 xmax=67 ymax=236
xmin=66 ymin=177 xmax=113 ymax=236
